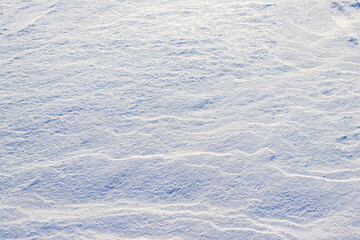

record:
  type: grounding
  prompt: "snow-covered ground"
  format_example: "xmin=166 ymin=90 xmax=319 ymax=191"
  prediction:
xmin=1 ymin=0 xmax=360 ymax=239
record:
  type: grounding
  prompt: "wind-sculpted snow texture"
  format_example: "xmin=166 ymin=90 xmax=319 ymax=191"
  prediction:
xmin=1 ymin=0 xmax=360 ymax=239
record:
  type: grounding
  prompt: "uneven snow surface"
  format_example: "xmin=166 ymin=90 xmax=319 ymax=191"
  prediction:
xmin=1 ymin=0 xmax=360 ymax=239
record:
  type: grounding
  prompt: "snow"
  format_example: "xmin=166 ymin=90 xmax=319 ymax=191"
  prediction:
xmin=1 ymin=0 xmax=360 ymax=239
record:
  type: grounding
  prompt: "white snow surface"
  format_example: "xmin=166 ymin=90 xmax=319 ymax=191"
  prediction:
xmin=1 ymin=0 xmax=360 ymax=239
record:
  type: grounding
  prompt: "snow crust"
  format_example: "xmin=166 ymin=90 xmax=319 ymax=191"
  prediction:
xmin=1 ymin=0 xmax=360 ymax=239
